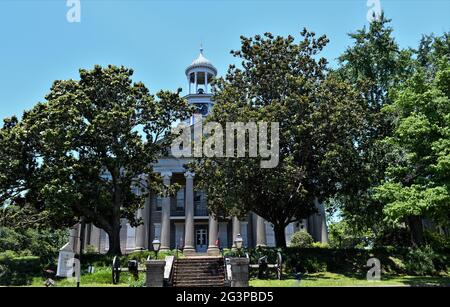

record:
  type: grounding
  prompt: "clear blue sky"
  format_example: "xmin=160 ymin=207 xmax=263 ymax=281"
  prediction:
xmin=0 ymin=0 xmax=449 ymax=120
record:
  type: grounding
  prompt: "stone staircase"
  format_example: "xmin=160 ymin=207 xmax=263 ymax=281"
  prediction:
xmin=172 ymin=257 xmax=226 ymax=287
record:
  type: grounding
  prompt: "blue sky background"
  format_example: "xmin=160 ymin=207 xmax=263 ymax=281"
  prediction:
xmin=0 ymin=0 xmax=449 ymax=120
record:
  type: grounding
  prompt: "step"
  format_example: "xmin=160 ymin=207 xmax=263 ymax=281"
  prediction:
xmin=175 ymin=268 xmax=224 ymax=272
xmin=174 ymin=275 xmax=225 ymax=280
xmin=172 ymin=258 xmax=225 ymax=287
xmin=175 ymin=267 xmax=224 ymax=272
xmin=176 ymin=258 xmax=223 ymax=263
xmin=175 ymin=264 xmax=224 ymax=268
xmin=174 ymin=282 xmax=225 ymax=287
xmin=174 ymin=283 xmax=225 ymax=287
xmin=174 ymin=270 xmax=224 ymax=275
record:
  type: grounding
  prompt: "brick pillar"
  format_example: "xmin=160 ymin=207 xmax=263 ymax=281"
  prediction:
xmin=230 ymin=257 xmax=250 ymax=287
xmin=145 ymin=260 xmax=166 ymax=287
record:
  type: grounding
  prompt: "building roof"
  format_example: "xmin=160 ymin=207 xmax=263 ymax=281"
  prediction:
xmin=185 ymin=48 xmax=217 ymax=76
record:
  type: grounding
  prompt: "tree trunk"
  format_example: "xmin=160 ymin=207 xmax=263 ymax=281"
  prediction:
xmin=407 ymin=216 xmax=424 ymax=247
xmin=273 ymin=223 xmax=287 ymax=248
xmin=107 ymin=225 xmax=122 ymax=256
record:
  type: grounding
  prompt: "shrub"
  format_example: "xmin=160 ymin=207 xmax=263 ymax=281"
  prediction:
xmin=289 ymin=231 xmax=314 ymax=248
xmin=84 ymin=245 xmax=98 ymax=254
xmin=0 ymin=226 xmax=68 ymax=266
xmin=424 ymin=230 xmax=450 ymax=249
xmin=311 ymin=242 xmax=329 ymax=249
xmin=0 ymin=251 xmax=42 ymax=286
xmin=81 ymin=249 xmax=184 ymax=269
xmin=404 ymin=246 xmax=446 ymax=276
xmin=243 ymin=246 xmax=449 ymax=277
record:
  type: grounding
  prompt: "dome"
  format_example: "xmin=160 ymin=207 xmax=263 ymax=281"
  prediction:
xmin=185 ymin=48 xmax=217 ymax=76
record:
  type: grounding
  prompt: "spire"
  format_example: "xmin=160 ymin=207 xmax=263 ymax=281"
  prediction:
xmin=200 ymin=43 xmax=204 ymax=55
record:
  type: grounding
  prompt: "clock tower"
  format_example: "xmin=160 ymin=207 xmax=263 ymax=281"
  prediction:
xmin=184 ymin=47 xmax=217 ymax=125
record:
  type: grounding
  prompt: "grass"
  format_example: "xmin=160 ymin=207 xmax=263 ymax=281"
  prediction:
xmin=250 ymin=272 xmax=450 ymax=287
xmin=29 ymin=267 xmax=144 ymax=287
xmin=26 ymin=267 xmax=450 ymax=287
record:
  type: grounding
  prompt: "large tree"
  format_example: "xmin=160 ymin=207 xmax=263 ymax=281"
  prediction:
xmin=374 ymin=62 xmax=450 ymax=246
xmin=193 ymin=30 xmax=365 ymax=247
xmin=334 ymin=14 xmax=414 ymax=234
xmin=0 ymin=65 xmax=192 ymax=255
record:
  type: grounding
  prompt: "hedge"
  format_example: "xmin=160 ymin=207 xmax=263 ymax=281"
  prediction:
xmin=238 ymin=246 xmax=450 ymax=277
xmin=81 ymin=249 xmax=184 ymax=269
xmin=0 ymin=251 xmax=42 ymax=286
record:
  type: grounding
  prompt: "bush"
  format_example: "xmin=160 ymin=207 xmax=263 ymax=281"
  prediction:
xmin=0 ymin=226 xmax=68 ymax=266
xmin=311 ymin=242 xmax=329 ymax=249
xmin=404 ymin=246 xmax=447 ymax=276
xmin=289 ymin=231 xmax=314 ymax=248
xmin=81 ymin=249 xmax=184 ymax=269
xmin=0 ymin=251 xmax=42 ymax=286
xmin=424 ymin=230 xmax=450 ymax=249
xmin=242 ymin=246 xmax=449 ymax=277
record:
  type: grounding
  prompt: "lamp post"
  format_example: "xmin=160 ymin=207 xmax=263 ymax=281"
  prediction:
xmin=234 ymin=234 xmax=243 ymax=257
xmin=152 ymin=238 xmax=161 ymax=259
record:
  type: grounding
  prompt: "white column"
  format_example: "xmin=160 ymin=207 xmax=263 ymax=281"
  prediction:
xmin=160 ymin=172 xmax=172 ymax=251
xmin=69 ymin=225 xmax=79 ymax=253
xmin=204 ymin=71 xmax=208 ymax=93
xmin=207 ymin=214 xmax=220 ymax=256
xmin=232 ymin=216 xmax=240 ymax=248
xmin=255 ymin=214 xmax=267 ymax=247
xmin=135 ymin=208 xmax=146 ymax=251
xmin=135 ymin=175 xmax=147 ymax=251
xmin=315 ymin=198 xmax=329 ymax=244
xmin=188 ymin=75 xmax=192 ymax=94
xmin=184 ymin=172 xmax=195 ymax=254
xmin=143 ymin=195 xmax=151 ymax=249
xmin=194 ymin=72 xmax=198 ymax=93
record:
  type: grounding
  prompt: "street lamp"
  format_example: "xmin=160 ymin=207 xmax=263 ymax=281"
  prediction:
xmin=152 ymin=238 xmax=161 ymax=259
xmin=234 ymin=234 xmax=243 ymax=257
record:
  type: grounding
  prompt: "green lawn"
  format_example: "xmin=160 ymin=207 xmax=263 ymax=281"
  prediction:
xmin=250 ymin=272 xmax=450 ymax=287
xmin=30 ymin=267 xmax=145 ymax=287
xmin=27 ymin=268 xmax=450 ymax=287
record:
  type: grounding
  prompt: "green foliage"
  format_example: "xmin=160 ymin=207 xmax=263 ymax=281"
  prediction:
xmin=289 ymin=231 xmax=314 ymax=248
xmin=81 ymin=250 xmax=184 ymax=269
xmin=404 ymin=246 xmax=447 ymax=276
xmin=0 ymin=226 xmax=68 ymax=266
xmin=334 ymin=15 xmax=414 ymax=236
xmin=243 ymin=246 xmax=449 ymax=276
xmin=84 ymin=245 xmax=98 ymax=254
xmin=374 ymin=62 xmax=450 ymax=245
xmin=311 ymin=242 xmax=329 ymax=249
xmin=328 ymin=220 xmax=374 ymax=249
xmin=423 ymin=230 xmax=450 ymax=249
xmin=0 ymin=251 xmax=41 ymax=286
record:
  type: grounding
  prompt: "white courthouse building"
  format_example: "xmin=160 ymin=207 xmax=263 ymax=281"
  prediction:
xmin=73 ymin=49 xmax=328 ymax=255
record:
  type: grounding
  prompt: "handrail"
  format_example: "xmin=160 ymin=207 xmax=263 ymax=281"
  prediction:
xmin=168 ymin=244 xmax=178 ymax=286
xmin=223 ymin=255 xmax=232 ymax=287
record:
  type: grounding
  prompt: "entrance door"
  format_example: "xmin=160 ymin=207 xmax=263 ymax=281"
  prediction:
xmin=196 ymin=226 xmax=208 ymax=252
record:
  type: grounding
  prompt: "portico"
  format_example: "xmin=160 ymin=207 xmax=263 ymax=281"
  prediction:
xmin=154 ymin=168 xmax=223 ymax=255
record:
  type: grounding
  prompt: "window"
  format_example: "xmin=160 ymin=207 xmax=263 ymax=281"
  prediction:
xmin=194 ymin=190 xmax=208 ymax=216
xmin=154 ymin=223 xmax=161 ymax=241
xmin=152 ymin=195 xmax=162 ymax=211
xmin=240 ymin=222 xmax=248 ymax=248
xmin=176 ymin=188 xmax=185 ymax=211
